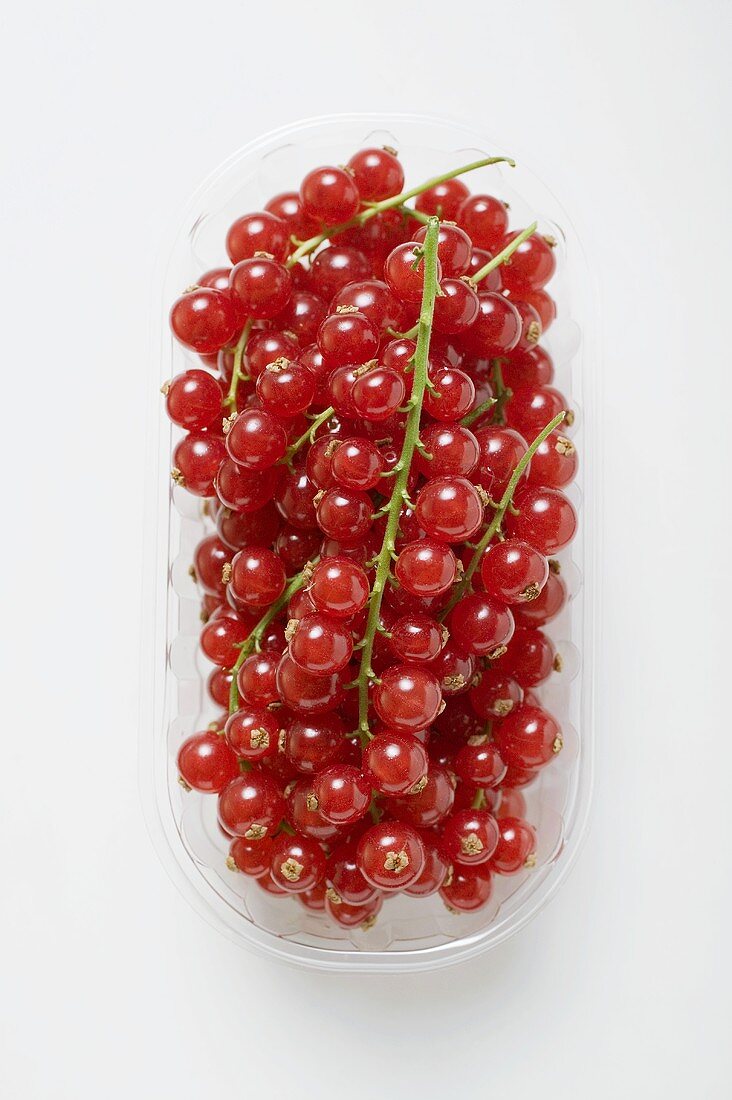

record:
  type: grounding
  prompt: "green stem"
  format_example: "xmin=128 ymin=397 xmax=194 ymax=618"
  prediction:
xmin=356 ymin=216 xmax=443 ymax=742
xmin=491 ymin=359 xmax=511 ymax=425
xmin=442 ymin=410 xmax=566 ymax=616
xmin=227 ymin=564 xmax=315 ymax=713
xmin=461 ymin=397 xmax=496 ymax=429
xmin=286 ymin=156 xmax=514 ymax=269
xmin=284 ymin=405 xmax=335 ymax=464
xmin=223 ymin=319 xmax=253 ymax=409
xmin=467 ymin=222 xmax=537 ymax=287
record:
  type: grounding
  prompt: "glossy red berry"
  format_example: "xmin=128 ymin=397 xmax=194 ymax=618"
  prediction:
xmin=363 ymin=732 xmax=429 ymax=795
xmin=225 ymin=408 xmax=288 ymax=470
xmin=313 ymin=765 xmax=371 ymax=825
xmin=390 ymin=614 xmax=444 ymax=663
xmin=194 ymin=534 xmax=232 ymax=596
xmin=172 ymin=432 xmax=226 ymax=497
xmin=526 ymin=430 xmax=578 ymax=488
xmin=415 ymin=477 xmax=484 ymax=543
xmin=356 ymin=821 xmax=426 ymax=890
xmin=404 ymin=833 xmax=451 ymax=897
xmin=317 ymin=310 xmax=379 ymax=368
xmin=506 ymin=384 xmax=567 ymax=439
xmin=229 ymin=257 xmax=292 ymax=319
xmin=316 ymin=487 xmax=373 ymax=543
xmin=177 ymin=731 xmax=239 ymax=792
xmin=236 ymin=652 xmax=280 ymax=706
xmin=325 ymin=894 xmax=383 ymax=929
xmin=459 ymin=292 xmax=521 ymax=358
xmin=454 ymin=739 xmax=507 ymax=788
xmin=217 ymin=771 xmax=285 ymax=838
xmin=200 ymin=609 xmax=250 ymax=667
xmin=440 ymin=809 xmax=499 ymax=865
xmin=346 ymin=147 xmax=404 ymax=201
xmin=414 ymin=222 xmax=472 ymax=277
xmin=326 ymin=841 xmax=379 ymax=905
xmin=440 ymin=863 xmax=493 ymax=912
xmin=330 ymin=436 xmax=385 ymax=490
xmin=225 ymin=706 xmax=280 ymax=761
xmin=388 ymin=763 xmax=455 ymax=828
xmin=276 ymin=654 xmax=345 ymax=716
xmin=384 ymin=241 xmax=442 ymax=304
xmin=504 ymin=486 xmax=578 ymax=554
xmin=491 ymin=816 xmax=538 ymax=874
xmin=351 ymin=365 xmax=405 ymax=421
xmin=284 ymin=713 xmax=348 ymax=775
xmin=424 ymin=367 xmax=475 ymax=421
xmin=469 ymin=670 xmax=523 ymax=720
xmin=500 ymin=231 xmax=557 ymax=292
xmin=164 ymin=370 xmax=222 ymax=430
xmin=256 ymin=359 xmax=316 ymax=418
xmin=416 ymin=423 xmax=479 ymax=478
xmin=331 ymin=279 xmax=404 ymax=330
xmin=502 ymin=344 xmax=555 ymax=389
xmin=229 ymin=546 xmax=286 ymax=609
xmin=395 ymin=540 xmax=457 ymax=597
xmin=415 ymin=178 xmax=469 ymax=220
xmin=289 ymin=611 xmax=353 ymax=675
xmin=447 ymin=593 xmax=515 ymax=658
xmin=309 ymin=557 xmax=370 ymax=618
xmin=480 ymin=539 xmax=549 ymax=604
xmin=228 ymin=835 xmax=275 ymax=876
xmin=474 ymin=426 xmax=528 ymax=499
xmin=373 ymin=664 xmax=442 ymax=734
xmin=169 ymin=287 xmax=239 ymax=354
xmin=513 ymin=567 xmax=568 ymax=628
xmin=276 ymin=291 xmax=327 ymax=344
xmin=300 ymin=165 xmax=360 ymax=225
xmin=309 ymin=246 xmax=371 ymax=300
xmin=226 ymin=211 xmax=290 ymax=264
xmin=456 ymin=193 xmax=509 ymax=250
xmin=269 ymin=833 xmax=326 ymax=893
xmin=493 ymin=626 xmax=556 ymax=687
xmin=493 ymin=703 xmax=563 ymax=769
xmin=432 ymin=278 xmax=480 ymax=335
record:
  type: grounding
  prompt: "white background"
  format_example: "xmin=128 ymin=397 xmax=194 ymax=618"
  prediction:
xmin=1 ymin=1 xmax=730 ymax=1096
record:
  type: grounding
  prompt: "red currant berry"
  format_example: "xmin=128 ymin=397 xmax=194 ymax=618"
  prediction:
xmin=300 ymin=166 xmax=360 ymax=226
xmin=172 ymin=432 xmax=226 ymax=497
xmin=164 ymin=369 xmax=222 ymax=430
xmin=226 ymin=211 xmax=290 ymax=264
xmin=415 ymin=178 xmax=469 ymax=220
xmin=356 ymin=821 xmax=425 ymax=891
xmin=326 ymin=841 xmax=379 ymax=905
xmin=275 ymin=291 xmax=327 ymax=344
xmin=456 ymin=193 xmax=509 ymax=250
xmin=325 ymin=894 xmax=382 ymax=929
xmin=256 ymin=358 xmax=316 ymax=418
xmin=170 ymin=287 xmax=239 ymax=354
xmin=395 ymin=540 xmax=457 ymax=597
xmin=473 ymin=426 xmax=528 ymax=499
xmin=428 ymin=641 xmax=476 ymax=695
xmin=493 ymin=626 xmax=556 ymax=687
xmin=491 ymin=816 xmax=537 ymax=874
xmin=373 ymin=664 xmax=442 ymax=734
xmin=363 ymin=732 xmax=428 ymax=795
xmin=216 ymin=459 xmax=278 ymax=513
xmin=414 ymin=222 xmax=472 ymax=277
xmin=454 ymin=739 xmax=507 ymax=788
xmin=504 ymin=486 xmax=578 ymax=554
xmin=276 ymin=654 xmax=346 ymax=716
xmin=207 ymin=667 xmax=233 ymax=707
xmin=390 ymin=614 xmax=444 ymax=663
xmin=225 ymin=706 xmax=280 ymax=761
xmin=229 ymin=546 xmax=286 ymax=609
xmin=200 ymin=609 xmax=250 ymax=667
xmin=274 ymin=470 xmax=318 ymax=530
xmin=506 ymin=384 xmax=567 ymax=439
xmin=346 ymin=147 xmax=404 ymax=201
xmin=416 ymin=423 xmax=479 ymax=478
xmin=447 ymin=593 xmax=515 ymax=658
xmin=440 ymin=863 xmax=493 ymax=912
xmin=513 ymin=566 xmax=568 ymax=628
xmin=469 ymin=670 xmax=523 ymax=720
xmin=317 ymin=309 xmax=379 ymax=369
xmin=331 ymin=279 xmax=403 ymax=330
xmin=440 ymin=808 xmax=499 ymax=865
xmin=225 ymin=408 xmax=288 ymax=470
xmin=493 ymin=703 xmax=562 ymax=769
xmin=316 ymin=486 xmax=373 ymax=543
xmin=388 ymin=763 xmax=455 ymax=828
xmin=236 ymin=652 xmax=280 ymax=706
xmin=228 ymin=835 xmax=274 ymax=876
xmin=432 ymin=278 xmax=480 ymax=335
xmin=404 ymin=833 xmax=451 ymax=897
xmin=177 ymin=731 xmax=238 ymax=792
xmin=521 ymin=288 xmax=556 ymax=332
xmin=500 ymin=231 xmax=557 ymax=292
xmin=269 ymin=833 xmax=326 ymax=893
xmin=424 ymin=367 xmax=475 ymax=421
xmin=512 ymin=299 xmax=543 ymax=353
xmin=459 ymin=292 xmax=521 ymax=358
xmin=284 ymin=713 xmax=348 ymax=775
xmin=330 ymin=436 xmax=385 ymax=490
xmin=194 ymin=535 xmax=232 ymax=596
xmin=351 ymin=365 xmax=405 ymax=422
xmin=309 ymin=246 xmax=371 ymax=300
xmin=526 ymin=430 xmax=578 ymax=488
xmin=217 ymin=771 xmax=285 ymax=838
xmin=229 ymin=257 xmax=292 ymax=320
xmin=481 ymin=539 xmax=549 ymax=604
xmin=287 ymin=780 xmax=343 ymax=843
xmin=244 ymin=329 xmax=300 ymax=380
xmin=274 ymin=525 xmax=321 ymax=574
xmin=415 ymin=477 xmax=484 ymax=543
xmin=384 ymin=242 xmax=442 ymax=305
xmin=309 ymin=557 xmax=370 ymax=618
xmin=264 ymin=191 xmax=320 ymax=239
xmin=289 ymin=611 xmax=353 ymax=675
xmin=313 ymin=765 xmax=371 ymax=825
xmin=502 ymin=344 xmax=555 ymax=389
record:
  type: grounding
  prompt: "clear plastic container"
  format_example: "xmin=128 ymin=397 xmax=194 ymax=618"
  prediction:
xmin=140 ymin=113 xmax=599 ymax=972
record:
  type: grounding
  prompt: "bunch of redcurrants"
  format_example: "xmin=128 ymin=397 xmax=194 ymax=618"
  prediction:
xmin=165 ymin=146 xmax=578 ymax=928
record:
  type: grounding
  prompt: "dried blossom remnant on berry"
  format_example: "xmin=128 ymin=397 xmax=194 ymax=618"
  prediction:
xmin=555 ymin=434 xmax=575 ymax=456
xmin=564 ymin=410 xmax=575 ymax=426
xmin=335 ymin=304 xmax=359 ymax=314
xmin=222 ymin=412 xmax=237 ymax=435
xmin=266 ymin=356 xmax=291 ymax=373
xmin=441 ymin=625 xmax=450 ymax=646
xmin=552 ymin=736 xmax=564 ymax=755
xmin=548 ymin=558 xmax=561 ymax=574
xmin=280 ymin=857 xmax=304 ymax=883
xmin=521 ymin=582 xmax=541 ymax=602
xmin=253 ymin=250 xmax=275 ymax=260
xmin=493 ymin=698 xmax=514 ymax=717
xmin=244 ymin=823 xmax=268 ymax=840
xmin=284 ymin=618 xmax=300 ymax=642
xmin=460 ymin=832 xmax=484 ymax=856
xmin=526 ymin=320 xmax=541 ymax=344
xmin=443 ymin=674 xmax=466 ymax=691
xmin=475 ymin=485 xmax=492 ymax=508
xmin=283 ymin=780 xmax=297 ymax=798
xmin=250 ymin=728 xmax=270 ymax=749
xmin=188 ymin=564 xmax=197 ymax=581
xmin=160 ymin=380 xmax=171 ymax=396
xmin=384 ymin=849 xmax=410 ymax=873
xmin=488 ymin=644 xmax=508 ymax=660
xmin=360 ymin=913 xmax=378 ymax=931
xmin=553 ymin=653 xmax=564 ymax=673
xmin=170 ymin=468 xmax=185 ymax=486
xmin=221 ymin=562 xmax=232 ymax=584
xmin=301 ymin=559 xmax=316 ymax=584
xmin=325 ymin=886 xmax=342 ymax=905
xmin=177 ymin=775 xmax=192 ymax=792
xmin=467 ymin=733 xmax=490 ymax=746
xmin=313 ymin=489 xmax=325 ymax=507
xmin=306 ymin=792 xmax=319 ymax=812
xmin=524 ymin=852 xmax=537 ymax=869
xmin=410 ymin=775 xmax=428 ymax=795
xmin=324 ymin=438 xmax=341 ymax=458
xmin=444 ymin=864 xmax=454 ymax=888
xmin=278 ymin=729 xmax=286 ymax=753
xmin=225 ymin=855 xmax=239 ymax=872
xmin=454 ymin=560 xmax=465 ymax=580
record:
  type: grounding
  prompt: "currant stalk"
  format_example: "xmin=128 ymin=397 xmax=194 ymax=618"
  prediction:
xmin=223 ymin=319 xmax=253 ymax=409
xmin=228 ymin=563 xmax=315 ymax=713
xmin=287 ymin=156 xmax=514 ymax=268
xmin=356 ymin=215 xmax=442 ymax=740
xmin=442 ymin=410 xmax=566 ymax=615
xmin=284 ymin=405 xmax=336 ymax=465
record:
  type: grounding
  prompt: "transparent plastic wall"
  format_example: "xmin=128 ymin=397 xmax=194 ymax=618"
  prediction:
xmin=140 ymin=114 xmax=599 ymax=972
